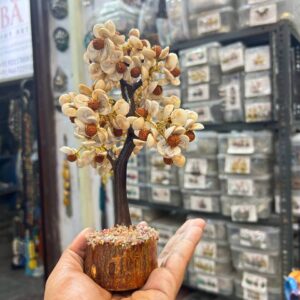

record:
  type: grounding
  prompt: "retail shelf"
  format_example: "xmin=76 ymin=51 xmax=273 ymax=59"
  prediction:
xmin=171 ymin=20 xmax=299 ymax=52
xmin=203 ymin=121 xmax=278 ymax=132
xmin=0 ymin=185 xmax=19 ymax=197
xmin=128 ymin=199 xmax=280 ymax=226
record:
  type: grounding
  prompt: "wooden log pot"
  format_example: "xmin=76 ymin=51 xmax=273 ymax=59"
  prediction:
xmin=84 ymin=224 xmax=159 ymax=291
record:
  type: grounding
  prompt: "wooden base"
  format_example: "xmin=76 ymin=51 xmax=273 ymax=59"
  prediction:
xmin=84 ymin=226 xmax=158 ymax=291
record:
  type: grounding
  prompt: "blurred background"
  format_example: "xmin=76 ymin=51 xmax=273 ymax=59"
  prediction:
xmin=1 ymin=0 xmax=300 ymax=299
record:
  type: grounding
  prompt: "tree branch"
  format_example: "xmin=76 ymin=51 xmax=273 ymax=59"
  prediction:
xmin=106 ymin=153 xmax=115 ymax=168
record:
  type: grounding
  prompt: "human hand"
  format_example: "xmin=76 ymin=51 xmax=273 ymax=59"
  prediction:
xmin=44 ymin=218 xmax=205 ymax=300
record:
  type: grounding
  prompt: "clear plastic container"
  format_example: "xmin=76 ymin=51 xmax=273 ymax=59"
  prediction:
xmin=219 ymin=42 xmax=245 ymax=73
xmin=218 ymin=153 xmax=272 ymax=175
xmin=186 ymin=0 xmax=234 ymax=13
xmin=292 ymin=134 xmax=300 ymax=165
xmin=150 ymin=185 xmax=182 ymax=206
xmin=244 ymin=71 xmax=271 ymax=98
xmin=180 ymin=43 xmax=221 ymax=68
xmin=244 ymin=96 xmax=273 ymax=122
xmin=127 ymin=184 xmax=149 ymax=200
xmin=183 ymin=99 xmax=224 ymax=124
xmin=190 ymin=256 xmax=232 ymax=275
xmin=188 ymin=271 xmax=234 ymax=295
xmin=151 ymin=217 xmax=181 ymax=244
xmin=245 ymin=45 xmax=271 ymax=73
xmin=184 ymin=83 xmax=220 ymax=102
xmin=183 ymin=191 xmax=220 ymax=213
xmin=203 ymin=219 xmax=227 ymax=241
xmin=185 ymin=155 xmax=218 ymax=175
xmin=292 ymin=166 xmax=300 ymax=189
xmin=129 ymin=205 xmax=163 ymax=223
xmin=166 ymin=0 xmax=189 ymax=43
xmin=236 ymin=271 xmax=282 ymax=291
xmin=221 ymin=195 xmax=272 ymax=222
xmin=127 ymin=168 xmax=148 ymax=184
xmin=195 ymin=239 xmax=231 ymax=260
xmin=218 ymin=131 xmax=273 ymax=155
xmin=238 ymin=0 xmax=300 ymax=30
xmin=219 ymin=174 xmax=272 ymax=197
xmin=292 ymin=190 xmax=300 ymax=216
xmin=186 ymin=65 xmax=221 ymax=85
xmin=183 ymin=173 xmax=220 ymax=190
xmin=219 ymin=73 xmax=244 ymax=122
xmin=186 ymin=131 xmax=218 ymax=155
xmin=231 ymin=245 xmax=281 ymax=275
xmin=188 ymin=6 xmax=235 ymax=38
xmin=227 ymin=223 xmax=280 ymax=250
xmin=150 ymin=167 xmax=179 ymax=185
xmin=235 ymin=278 xmax=281 ymax=300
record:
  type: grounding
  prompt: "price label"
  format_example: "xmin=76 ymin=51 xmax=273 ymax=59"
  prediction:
xmin=127 ymin=169 xmax=139 ymax=184
xmin=195 ymin=241 xmax=217 ymax=259
xmin=249 ymin=4 xmax=277 ymax=26
xmin=231 ymin=205 xmax=258 ymax=222
xmin=242 ymin=252 xmax=270 ymax=273
xmin=194 ymin=257 xmax=216 ymax=274
xmin=225 ymin=155 xmax=251 ymax=174
xmin=190 ymin=195 xmax=213 ymax=212
xmin=240 ymin=229 xmax=267 ymax=249
xmin=242 ymin=272 xmax=268 ymax=293
xmin=194 ymin=273 xmax=219 ymax=293
xmin=245 ymin=75 xmax=271 ymax=98
xmin=185 ymin=47 xmax=208 ymax=66
xmin=152 ymin=187 xmax=170 ymax=203
xmin=184 ymin=174 xmax=206 ymax=189
xmin=227 ymin=178 xmax=254 ymax=196
xmin=188 ymin=66 xmax=210 ymax=85
xmin=197 ymin=12 xmax=221 ymax=35
xmin=185 ymin=158 xmax=208 ymax=175
xmin=127 ymin=185 xmax=140 ymax=200
xmin=228 ymin=137 xmax=254 ymax=154
xmin=188 ymin=84 xmax=210 ymax=101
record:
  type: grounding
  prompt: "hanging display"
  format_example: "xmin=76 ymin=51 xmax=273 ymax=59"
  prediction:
xmin=50 ymin=0 xmax=68 ymax=20
xmin=53 ymin=27 xmax=69 ymax=52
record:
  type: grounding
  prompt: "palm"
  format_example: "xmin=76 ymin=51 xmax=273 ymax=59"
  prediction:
xmin=45 ymin=219 xmax=205 ymax=300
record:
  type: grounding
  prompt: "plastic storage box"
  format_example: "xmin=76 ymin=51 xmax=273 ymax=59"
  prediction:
xmin=292 ymin=134 xmax=300 ymax=165
xmin=195 ymin=239 xmax=231 ymax=260
xmin=186 ymin=131 xmax=218 ymax=155
xmin=292 ymin=166 xmax=300 ymax=189
xmin=129 ymin=205 xmax=163 ymax=223
xmin=218 ymin=153 xmax=272 ymax=175
xmin=235 ymin=278 xmax=281 ymax=300
xmin=150 ymin=167 xmax=179 ymax=185
xmin=245 ymin=45 xmax=271 ymax=73
xmin=183 ymin=190 xmax=220 ymax=213
xmin=227 ymin=223 xmax=280 ymax=250
xmin=183 ymin=173 xmax=219 ymax=190
xmin=238 ymin=0 xmax=300 ymax=29
xmin=127 ymin=168 xmax=148 ymax=184
xmin=151 ymin=217 xmax=181 ymax=244
xmin=187 ymin=65 xmax=221 ymax=85
xmin=221 ymin=195 xmax=272 ymax=222
xmin=219 ymin=42 xmax=245 ymax=73
xmin=150 ymin=185 xmax=181 ymax=206
xmin=184 ymin=100 xmax=224 ymax=124
xmin=163 ymin=87 xmax=181 ymax=98
xmin=180 ymin=43 xmax=220 ymax=68
xmin=203 ymin=219 xmax=227 ymax=241
xmin=188 ymin=6 xmax=235 ymax=38
xmin=185 ymin=155 xmax=218 ymax=175
xmin=219 ymin=174 xmax=272 ymax=197
xmin=186 ymin=0 xmax=234 ymax=13
xmin=244 ymin=96 xmax=273 ymax=122
xmin=127 ymin=183 xmax=149 ymax=200
xmin=185 ymin=83 xmax=220 ymax=102
xmin=244 ymin=71 xmax=272 ymax=98
xmin=219 ymin=73 xmax=244 ymax=122
xmin=190 ymin=256 xmax=232 ymax=275
xmin=218 ymin=131 xmax=273 ymax=154
xmin=231 ymin=246 xmax=280 ymax=274
xmin=292 ymin=190 xmax=300 ymax=216
xmin=188 ymin=271 xmax=234 ymax=295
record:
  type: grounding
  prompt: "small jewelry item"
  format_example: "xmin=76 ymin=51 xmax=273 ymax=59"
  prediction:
xmin=53 ymin=67 xmax=68 ymax=92
xmin=50 ymin=0 xmax=68 ymax=20
xmin=53 ymin=27 xmax=69 ymax=52
xmin=62 ymin=135 xmax=72 ymax=217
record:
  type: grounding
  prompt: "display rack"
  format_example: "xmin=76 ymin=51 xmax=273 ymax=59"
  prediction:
xmin=129 ymin=20 xmax=300 ymax=298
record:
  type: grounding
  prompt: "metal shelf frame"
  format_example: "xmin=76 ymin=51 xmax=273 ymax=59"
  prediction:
xmin=129 ymin=20 xmax=300 ymax=298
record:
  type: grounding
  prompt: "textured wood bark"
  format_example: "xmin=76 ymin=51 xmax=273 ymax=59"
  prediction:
xmin=84 ymin=237 xmax=158 ymax=291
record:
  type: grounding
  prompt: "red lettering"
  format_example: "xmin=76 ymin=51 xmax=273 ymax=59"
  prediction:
xmin=11 ymin=0 xmax=23 ymax=23
xmin=0 ymin=6 xmax=10 ymax=29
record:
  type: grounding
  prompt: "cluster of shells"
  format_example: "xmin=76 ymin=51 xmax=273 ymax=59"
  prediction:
xmin=59 ymin=20 xmax=203 ymax=179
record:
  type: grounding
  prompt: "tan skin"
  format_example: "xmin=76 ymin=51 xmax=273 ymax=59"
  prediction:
xmin=45 ymin=219 xmax=205 ymax=300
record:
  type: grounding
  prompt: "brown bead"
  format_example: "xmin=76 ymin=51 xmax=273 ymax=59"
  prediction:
xmin=94 ymin=154 xmax=105 ymax=163
xmin=130 ymin=67 xmax=141 ymax=78
xmin=116 ymin=62 xmax=127 ymax=74
xmin=113 ymin=128 xmax=123 ymax=137
xmin=163 ymin=157 xmax=173 ymax=165
xmin=88 ymin=99 xmax=100 ymax=110
xmin=186 ymin=130 xmax=195 ymax=142
xmin=69 ymin=117 xmax=75 ymax=123
xmin=171 ymin=67 xmax=181 ymax=77
xmin=67 ymin=154 xmax=77 ymax=162
xmin=167 ymin=134 xmax=181 ymax=147
xmin=138 ymin=129 xmax=150 ymax=141
xmin=99 ymin=121 xmax=106 ymax=127
xmin=153 ymin=85 xmax=163 ymax=96
xmin=92 ymin=38 xmax=105 ymax=50
xmin=152 ymin=45 xmax=162 ymax=58
xmin=85 ymin=124 xmax=98 ymax=137
xmin=135 ymin=107 xmax=148 ymax=118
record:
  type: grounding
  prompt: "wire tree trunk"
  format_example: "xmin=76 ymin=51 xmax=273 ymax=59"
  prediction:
xmin=112 ymin=80 xmax=142 ymax=226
